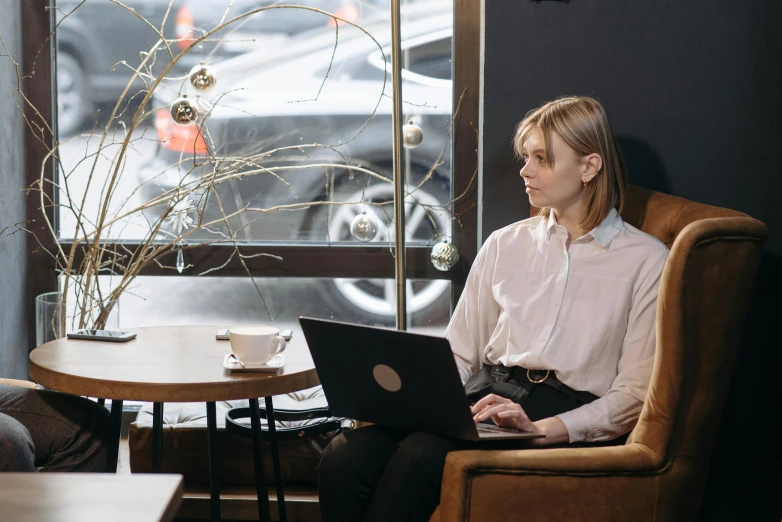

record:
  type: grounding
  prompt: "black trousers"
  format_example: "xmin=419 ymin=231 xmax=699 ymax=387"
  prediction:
xmin=318 ymin=376 xmax=607 ymax=522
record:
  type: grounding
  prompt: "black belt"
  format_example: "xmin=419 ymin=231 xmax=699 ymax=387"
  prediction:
xmin=486 ymin=364 xmax=599 ymax=405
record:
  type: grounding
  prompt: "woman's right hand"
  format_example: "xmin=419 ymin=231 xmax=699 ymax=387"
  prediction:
xmin=470 ymin=393 xmax=538 ymax=433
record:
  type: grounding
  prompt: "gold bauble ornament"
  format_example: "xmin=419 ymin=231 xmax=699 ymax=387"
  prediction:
xmin=188 ymin=61 xmax=217 ymax=92
xmin=350 ymin=211 xmax=379 ymax=242
xmin=402 ymin=119 xmax=423 ymax=149
xmin=170 ymin=94 xmax=198 ymax=126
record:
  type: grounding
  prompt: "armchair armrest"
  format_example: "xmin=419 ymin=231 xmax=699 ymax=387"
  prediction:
xmin=438 ymin=444 xmax=666 ymax=522
xmin=0 ymin=378 xmax=38 ymax=389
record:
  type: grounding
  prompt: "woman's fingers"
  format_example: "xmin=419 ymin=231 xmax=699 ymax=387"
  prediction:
xmin=470 ymin=393 xmax=511 ymax=414
xmin=472 ymin=403 xmax=516 ymax=423
xmin=497 ymin=410 xmax=535 ymax=431
xmin=472 ymin=401 xmax=535 ymax=431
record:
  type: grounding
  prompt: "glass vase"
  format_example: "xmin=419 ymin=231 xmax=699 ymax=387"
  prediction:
xmin=35 ymin=292 xmax=120 ymax=347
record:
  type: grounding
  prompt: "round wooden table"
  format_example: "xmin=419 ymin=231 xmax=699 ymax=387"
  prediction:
xmin=29 ymin=325 xmax=320 ymax=522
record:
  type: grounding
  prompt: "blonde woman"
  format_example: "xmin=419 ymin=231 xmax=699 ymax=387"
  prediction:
xmin=318 ymin=96 xmax=669 ymax=522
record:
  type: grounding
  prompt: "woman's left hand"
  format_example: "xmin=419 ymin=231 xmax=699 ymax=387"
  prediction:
xmin=470 ymin=393 xmax=539 ymax=433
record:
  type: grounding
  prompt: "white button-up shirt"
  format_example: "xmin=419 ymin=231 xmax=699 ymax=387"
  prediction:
xmin=445 ymin=208 xmax=669 ymax=442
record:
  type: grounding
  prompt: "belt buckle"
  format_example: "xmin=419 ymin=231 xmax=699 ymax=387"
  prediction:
xmin=527 ymin=368 xmax=550 ymax=384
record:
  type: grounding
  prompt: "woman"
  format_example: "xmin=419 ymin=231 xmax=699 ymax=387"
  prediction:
xmin=318 ymin=96 xmax=669 ymax=522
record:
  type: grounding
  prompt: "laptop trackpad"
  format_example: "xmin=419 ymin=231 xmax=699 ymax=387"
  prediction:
xmin=475 ymin=422 xmax=546 ymax=440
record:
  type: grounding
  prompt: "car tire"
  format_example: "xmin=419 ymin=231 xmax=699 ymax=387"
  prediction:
xmin=56 ymin=52 xmax=90 ymax=137
xmin=302 ymin=162 xmax=452 ymax=325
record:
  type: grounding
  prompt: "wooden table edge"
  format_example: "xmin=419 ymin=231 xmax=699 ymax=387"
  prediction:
xmin=161 ymin=475 xmax=185 ymax=522
xmin=28 ymin=358 xmax=320 ymax=402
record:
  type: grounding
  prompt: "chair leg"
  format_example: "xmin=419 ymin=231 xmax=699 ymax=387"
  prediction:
xmin=206 ymin=401 xmax=221 ymax=522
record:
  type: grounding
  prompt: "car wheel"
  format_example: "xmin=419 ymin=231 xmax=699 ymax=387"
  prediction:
xmin=309 ymin=170 xmax=452 ymax=324
xmin=56 ymin=53 xmax=90 ymax=137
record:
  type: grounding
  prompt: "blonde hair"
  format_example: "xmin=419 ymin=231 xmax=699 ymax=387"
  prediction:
xmin=513 ymin=96 xmax=626 ymax=232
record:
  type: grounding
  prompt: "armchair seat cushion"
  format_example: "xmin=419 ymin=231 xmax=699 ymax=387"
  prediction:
xmin=129 ymin=386 xmax=335 ymax=487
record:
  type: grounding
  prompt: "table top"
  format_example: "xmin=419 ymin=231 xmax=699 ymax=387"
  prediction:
xmin=28 ymin=325 xmax=320 ymax=402
xmin=0 ymin=473 xmax=183 ymax=522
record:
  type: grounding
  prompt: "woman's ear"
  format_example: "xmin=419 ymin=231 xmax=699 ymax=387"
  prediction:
xmin=582 ymin=153 xmax=603 ymax=183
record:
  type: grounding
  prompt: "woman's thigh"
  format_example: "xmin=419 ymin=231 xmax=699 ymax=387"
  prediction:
xmin=319 ymin=424 xmax=410 ymax=481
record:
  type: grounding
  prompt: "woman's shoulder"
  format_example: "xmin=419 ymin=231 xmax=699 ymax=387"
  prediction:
xmin=617 ymin=220 xmax=670 ymax=257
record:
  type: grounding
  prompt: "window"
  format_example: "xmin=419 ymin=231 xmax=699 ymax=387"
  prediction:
xmin=23 ymin=0 xmax=480 ymax=338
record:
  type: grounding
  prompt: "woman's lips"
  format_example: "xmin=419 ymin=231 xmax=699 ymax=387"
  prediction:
xmin=525 ymin=186 xmax=538 ymax=193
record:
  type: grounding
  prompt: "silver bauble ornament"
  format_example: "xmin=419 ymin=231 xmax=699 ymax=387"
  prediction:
xmin=189 ymin=61 xmax=217 ymax=92
xmin=402 ymin=119 xmax=423 ymax=149
xmin=350 ymin=211 xmax=379 ymax=242
xmin=170 ymin=94 xmax=198 ymax=126
xmin=430 ymin=239 xmax=459 ymax=271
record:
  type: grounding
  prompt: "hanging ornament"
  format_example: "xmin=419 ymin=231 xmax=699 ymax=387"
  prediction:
xmin=176 ymin=248 xmax=185 ymax=274
xmin=189 ymin=61 xmax=217 ymax=92
xmin=430 ymin=237 xmax=459 ymax=271
xmin=170 ymin=94 xmax=198 ymax=126
xmin=402 ymin=119 xmax=423 ymax=149
xmin=350 ymin=211 xmax=379 ymax=242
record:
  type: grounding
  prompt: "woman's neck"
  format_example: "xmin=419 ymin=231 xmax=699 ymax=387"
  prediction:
xmin=551 ymin=206 xmax=586 ymax=242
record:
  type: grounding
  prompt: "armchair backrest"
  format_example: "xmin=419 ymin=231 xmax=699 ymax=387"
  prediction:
xmin=531 ymin=185 xmax=767 ymax=517
xmin=609 ymin=185 xmax=766 ymax=515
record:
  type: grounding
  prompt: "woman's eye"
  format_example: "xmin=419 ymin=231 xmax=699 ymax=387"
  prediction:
xmin=537 ymin=155 xmax=546 ymax=164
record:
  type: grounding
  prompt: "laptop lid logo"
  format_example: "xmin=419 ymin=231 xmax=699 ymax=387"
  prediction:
xmin=373 ymin=364 xmax=402 ymax=392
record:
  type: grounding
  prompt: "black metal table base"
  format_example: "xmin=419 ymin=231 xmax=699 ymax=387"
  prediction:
xmin=250 ymin=398 xmax=272 ymax=521
xmin=152 ymin=402 xmax=164 ymax=472
xmin=136 ymin=397 xmax=288 ymax=522
xmin=107 ymin=399 xmax=123 ymax=473
xmin=265 ymin=396 xmax=287 ymax=522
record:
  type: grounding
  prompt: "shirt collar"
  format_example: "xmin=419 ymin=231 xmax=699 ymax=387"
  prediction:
xmin=543 ymin=207 xmax=623 ymax=250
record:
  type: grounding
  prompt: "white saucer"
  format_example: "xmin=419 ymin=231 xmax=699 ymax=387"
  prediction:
xmin=222 ymin=353 xmax=284 ymax=373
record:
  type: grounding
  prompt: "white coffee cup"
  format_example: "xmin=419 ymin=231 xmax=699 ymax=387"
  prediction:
xmin=229 ymin=326 xmax=287 ymax=366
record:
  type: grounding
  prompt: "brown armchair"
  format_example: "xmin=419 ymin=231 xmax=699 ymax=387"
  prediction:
xmin=0 ymin=378 xmax=38 ymax=389
xmin=431 ymin=185 xmax=768 ymax=522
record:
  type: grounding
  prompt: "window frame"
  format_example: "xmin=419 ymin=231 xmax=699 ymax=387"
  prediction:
xmin=22 ymin=0 xmax=481 ymax=344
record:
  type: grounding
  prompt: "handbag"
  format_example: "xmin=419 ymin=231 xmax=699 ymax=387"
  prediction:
xmin=464 ymin=365 xmax=534 ymax=406
xmin=225 ymin=403 xmax=355 ymax=441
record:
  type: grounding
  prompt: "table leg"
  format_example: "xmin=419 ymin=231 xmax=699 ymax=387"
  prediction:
xmin=265 ymin=396 xmax=287 ymax=522
xmin=152 ymin=402 xmax=164 ymax=472
xmin=206 ymin=401 xmax=221 ymax=522
xmin=249 ymin=398 xmax=271 ymax=522
xmin=106 ymin=399 xmax=123 ymax=473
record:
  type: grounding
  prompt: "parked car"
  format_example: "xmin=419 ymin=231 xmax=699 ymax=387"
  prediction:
xmin=138 ymin=1 xmax=454 ymax=321
xmin=54 ymin=0 xmax=378 ymax=136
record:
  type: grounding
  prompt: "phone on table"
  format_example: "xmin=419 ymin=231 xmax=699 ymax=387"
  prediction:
xmin=66 ymin=329 xmax=137 ymax=342
xmin=216 ymin=328 xmax=293 ymax=341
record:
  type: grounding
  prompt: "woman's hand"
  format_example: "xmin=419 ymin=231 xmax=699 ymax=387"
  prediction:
xmin=470 ymin=393 xmax=539 ymax=433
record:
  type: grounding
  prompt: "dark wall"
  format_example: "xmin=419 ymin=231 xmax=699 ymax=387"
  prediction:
xmin=0 ymin=0 xmax=29 ymax=379
xmin=481 ymin=1 xmax=781 ymax=520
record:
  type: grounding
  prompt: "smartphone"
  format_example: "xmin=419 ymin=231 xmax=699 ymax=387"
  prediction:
xmin=216 ymin=328 xmax=293 ymax=341
xmin=66 ymin=329 xmax=137 ymax=342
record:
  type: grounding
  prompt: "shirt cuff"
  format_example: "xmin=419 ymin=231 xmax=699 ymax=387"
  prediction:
xmin=555 ymin=409 xmax=592 ymax=443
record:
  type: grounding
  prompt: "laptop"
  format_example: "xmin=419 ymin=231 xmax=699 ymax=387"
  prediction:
xmin=299 ymin=317 xmax=545 ymax=442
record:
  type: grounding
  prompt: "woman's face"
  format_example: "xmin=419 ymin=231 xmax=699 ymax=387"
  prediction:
xmin=519 ymin=127 xmax=585 ymax=214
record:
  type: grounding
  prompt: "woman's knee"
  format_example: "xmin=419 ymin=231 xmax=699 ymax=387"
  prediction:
xmin=319 ymin=426 xmax=400 ymax=479
xmin=395 ymin=431 xmax=459 ymax=462
xmin=0 ymin=413 xmax=35 ymax=472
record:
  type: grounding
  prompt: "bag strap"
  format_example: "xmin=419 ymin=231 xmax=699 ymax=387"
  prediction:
xmin=225 ymin=406 xmax=355 ymax=442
